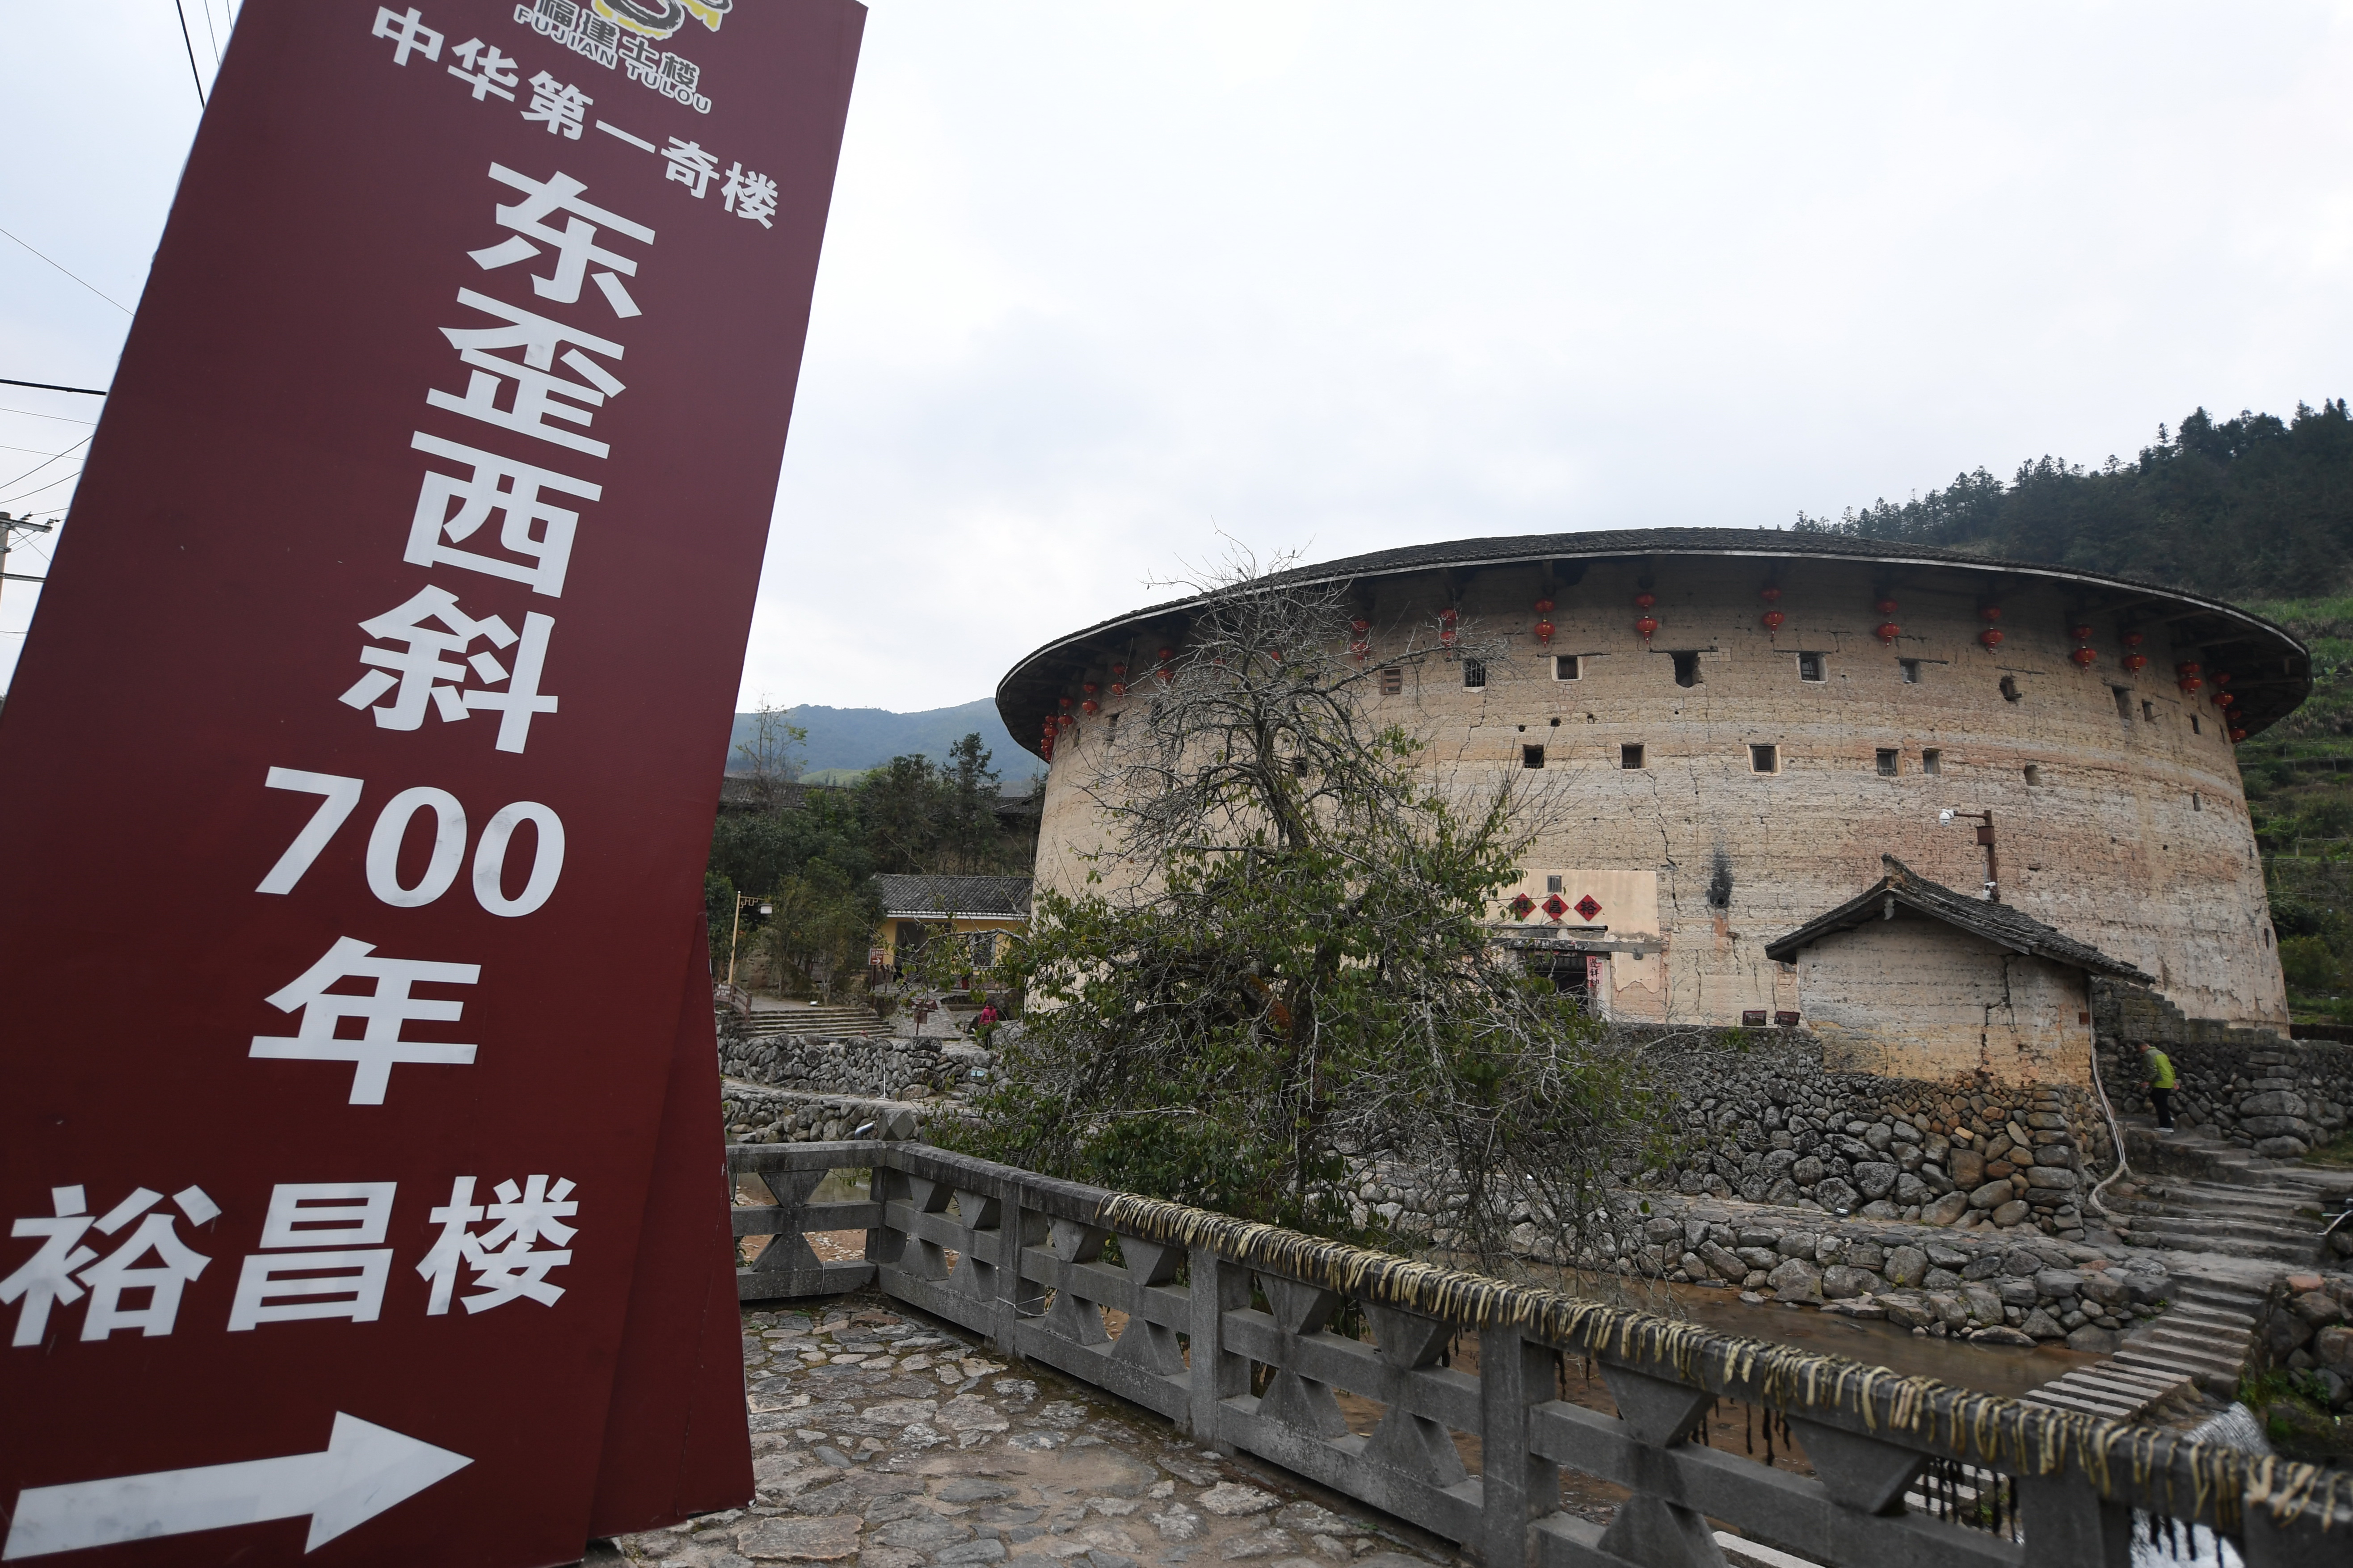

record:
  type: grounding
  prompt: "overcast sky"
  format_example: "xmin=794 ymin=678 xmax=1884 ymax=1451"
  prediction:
xmin=7 ymin=3 xmax=2353 ymax=715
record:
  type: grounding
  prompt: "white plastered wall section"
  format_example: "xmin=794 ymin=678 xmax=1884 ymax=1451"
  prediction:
xmin=1021 ymin=552 xmax=2288 ymax=1031
xmin=1794 ymin=917 xmax=2097 ymax=1085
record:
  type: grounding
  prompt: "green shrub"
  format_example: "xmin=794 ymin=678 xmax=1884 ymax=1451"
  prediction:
xmin=2280 ymin=934 xmax=2343 ymax=993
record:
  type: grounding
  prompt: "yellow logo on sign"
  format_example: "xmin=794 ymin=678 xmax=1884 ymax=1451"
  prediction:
xmin=590 ymin=0 xmax=730 ymax=41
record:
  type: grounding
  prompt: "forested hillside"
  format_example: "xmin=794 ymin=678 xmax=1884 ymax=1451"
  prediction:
xmin=1795 ymin=399 xmax=2353 ymax=603
xmin=1804 ymin=398 xmax=2353 ymax=1022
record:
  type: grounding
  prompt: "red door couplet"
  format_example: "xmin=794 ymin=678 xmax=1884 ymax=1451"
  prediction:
xmin=0 ymin=3 xmax=863 ymax=1563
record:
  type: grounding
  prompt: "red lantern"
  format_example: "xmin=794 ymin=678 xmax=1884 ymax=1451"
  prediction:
xmin=1082 ymin=700 xmax=1099 ymax=715
xmin=2179 ymin=677 xmax=2202 ymax=694
xmin=1634 ymin=592 xmax=1656 ymax=610
xmin=1875 ymin=622 xmax=1901 ymax=643
xmin=1980 ymin=605 xmax=2003 ymax=623
xmin=1533 ymin=618 xmax=1555 ymax=644
xmin=1351 ymin=619 xmax=1370 ymax=633
xmin=2215 ymin=692 xmax=2235 ymax=708
xmin=1058 ymin=696 xmax=1072 ymax=711
xmin=2176 ymin=662 xmax=2200 ymax=677
xmin=1112 ymin=662 xmax=1127 ymax=677
xmin=1980 ymin=628 xmax=2004 ymax=648
xmin=2070 ymin=625 xmax=2093 ymax=643
xmin=1875 ymin=598 xmax=1898 ymax=616
xmin=1058 ymin=714 xmax=1073 ymax=732
xmin=1438 ymin=607 xmax=1459 ymax=646
xmin=2123 ymin=631 xmax=2144 ymax=647
xmin=1636 ymin=615 xmax=1659 ymax=641
xmin=1533 ymin=597 xmax=1555 ymax=614
xmin=2121 ymin=653 xmax=2147 ymax=672
xmin=1109 ymin=682 xmax=1126 ymax=697
xmin=2214 ymin=670 xmax=2232 ymax=686
xmin=1762 ymin=610 xmax=1786 ymax=632
xmin=1083 ymin=682 xmax=1098 ymax=696
xmin=2070 ymin=647 xmax=2098 ymax=667
xmin=2231 ymin=728 xmax=2248 ymax=742
xmin=1349 ymin=639 xmax=1370 ymax=661
xmin=1761 ymin=586 xmax=1783 ymax=604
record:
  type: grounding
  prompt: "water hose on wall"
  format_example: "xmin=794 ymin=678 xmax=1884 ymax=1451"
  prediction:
xmin=2085 ymin=1035 xmax=2130 ymax=1219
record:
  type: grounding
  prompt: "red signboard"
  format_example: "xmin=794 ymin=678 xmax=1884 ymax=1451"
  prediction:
xmin=0 ymin=2 xmax=861 ymax=1563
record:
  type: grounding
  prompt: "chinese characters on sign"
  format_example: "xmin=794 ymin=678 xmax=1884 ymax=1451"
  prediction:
xmin=373 ymin=7 xmax=783 ymax=221
xmin=3 ymin=1179 xmax=578 ymax=1343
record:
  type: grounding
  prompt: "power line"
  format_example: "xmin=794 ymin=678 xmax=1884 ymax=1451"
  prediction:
xmin=0 ymin=378 xmax=108 ymax=397
xmin=0 ymin=436 xmax=92 ymax=500
xmin=0 ymin=470 xmax=85 ymax=511
xmin=0 ymin=408 xmax=96 ymax=425
xmin=198 ymin=0 xmax=220 ymax=66
xmin=0 ymin=225 xmax=132 ymax=315
xmin=171 ymin=0 xmax=207 ymax=109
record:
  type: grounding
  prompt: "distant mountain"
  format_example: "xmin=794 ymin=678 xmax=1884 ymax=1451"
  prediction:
xmin=724 ymin=699 xmax=1031 ymax=783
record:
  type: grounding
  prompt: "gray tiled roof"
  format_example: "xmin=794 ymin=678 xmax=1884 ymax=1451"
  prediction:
xmin=1763 ymin=854 xmax=2152 ymax=982
xmin=994 ymin=525 xmax=2308 ymax=754
xmin=874 ymin=874 xmax=1034 ymax=919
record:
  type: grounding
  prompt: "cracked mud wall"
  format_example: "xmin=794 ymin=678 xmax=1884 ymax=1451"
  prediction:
xmin=1027 ymin=553 xmax=2287 ymax=1033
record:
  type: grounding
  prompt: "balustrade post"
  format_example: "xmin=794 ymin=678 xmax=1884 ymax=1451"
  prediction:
xmin=1186 ymin=1245 xmax=1250 ymax=1453
xmin=2017 ymin=1474 xmax=2131 ymax=1568
xmin=1477 ymin=1322 xmax=1557 ymax=1568
xmin=993 ymin=1187 xmax=1045 ymax=1361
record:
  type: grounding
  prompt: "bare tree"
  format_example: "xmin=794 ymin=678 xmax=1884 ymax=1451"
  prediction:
xmin=734 ymin=697 xmax=807 ymax=814
xmin=952 ymin=545 xmax=1684 ymax=1280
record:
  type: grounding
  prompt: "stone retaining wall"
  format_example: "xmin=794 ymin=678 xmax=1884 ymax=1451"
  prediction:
xmin=1613 ymin=1029 xmax=2113 ymax=1240
xmin=721 ymin=1081 xmax=946 ymax=1145
xmin=1637 ymin=1194 xmax=2171 ymax=1349
xmin=718 ymin=1030 xmax=965 ymax=1102
xmin=2093 ymin=1034 xmax=2353 ymax=1160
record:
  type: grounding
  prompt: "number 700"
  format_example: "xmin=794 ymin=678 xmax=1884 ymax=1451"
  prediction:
xmin=256 ymin=767 xmax=564 ymax=917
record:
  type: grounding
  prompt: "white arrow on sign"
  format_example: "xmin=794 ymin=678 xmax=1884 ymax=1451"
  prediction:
xmin=2 ymin=1412 xmax=470 ymax=1560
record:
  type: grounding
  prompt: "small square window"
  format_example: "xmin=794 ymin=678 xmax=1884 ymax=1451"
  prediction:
xmin=2142 ymin=699 xmax=2155 ymax=721
xmin=1621 ymin=743 xmax=1645 ymax=769
xmin=2024 ymin=765 xmax=2043 ymax=786
xmin=1292 ymin=755 xmax=1309 ymax=778
xmin=2113 ymin=686 xmax=2133 ymax=721
xmin=1922 ymin=748 xmax=1941 ymax=776
xmin=1875 ymin=748 xmax=1899 ymax=776
xmin=1379 ymin=666 xmax=1402 ymax=696
xmin=1797 ymin=653 xmax=1826 ymax=682
xmin=1899 ymin=659 xmax=1921 ymax=684
xmin=2192 ymin=792 xmax=2203 ymax=812
xmin=1463 ymin=658 xmax=1487 ymax=689
xmin=1671 ymin=651 xmax=1701 ymax=688
xmin=2191 ymin=714 xmax=2202 ymax=735
xmin=2000 ymin=675 xmax=2021 ymax=702
xmin=1554 ymin=654 xmax=1581 ymax=681
xmin=1522 ymin=744 xmax=1545 ymax=769
xmin=1751 ymin=744 xmax=1779 ymax=773
xmin=1546 ymin=874 xmax=1564 ymax=894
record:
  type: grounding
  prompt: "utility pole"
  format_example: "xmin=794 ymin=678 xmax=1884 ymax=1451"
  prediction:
xmin=0 ymin=512 xmax=56 ymax=689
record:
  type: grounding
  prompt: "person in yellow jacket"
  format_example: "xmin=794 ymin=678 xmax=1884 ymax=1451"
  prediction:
xmin=2135 ymin=1040 xmax=2176 ymax=1131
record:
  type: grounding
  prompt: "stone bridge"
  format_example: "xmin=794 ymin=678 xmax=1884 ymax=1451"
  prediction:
xmin=692 ymin=1140 xmax=2349 ymax=1568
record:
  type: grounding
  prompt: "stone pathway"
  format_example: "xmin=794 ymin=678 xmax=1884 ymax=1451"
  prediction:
xmin=605 ymin=1297 xmax=1452 ymax=1568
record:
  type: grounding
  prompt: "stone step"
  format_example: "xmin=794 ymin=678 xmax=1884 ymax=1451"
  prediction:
xmin=2122 ymin=1333 xmax=2248 ymax=1365
xmin=2155 ymin=1290 xmax=2249 ymax=1318
xmin=2079 ymin=1367 xmax=2192 ymax=1395
xmin=2117 ymin=1348 xmax=2245 ymax=1381
xmin=2025 ymin=1390 xmax=2136 ymax=1421
xmin=2066 ymin=1371 xmax=2187 ymax=1408
xmin=2038 ymin=1375 xmax=2148 ymax=1408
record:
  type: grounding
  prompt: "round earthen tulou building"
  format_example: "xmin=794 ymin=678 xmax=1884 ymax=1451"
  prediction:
xmin=996 ymin=528 xmax=2311 ymax=1080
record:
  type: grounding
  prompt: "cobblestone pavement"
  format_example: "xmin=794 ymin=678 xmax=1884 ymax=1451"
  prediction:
xmin=608 ymin=1295 xmax=1451 ymax=1568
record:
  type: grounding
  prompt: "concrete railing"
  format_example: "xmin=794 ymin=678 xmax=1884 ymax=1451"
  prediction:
xmin=727 ymin=1140 xmax=2352 ymax=1568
